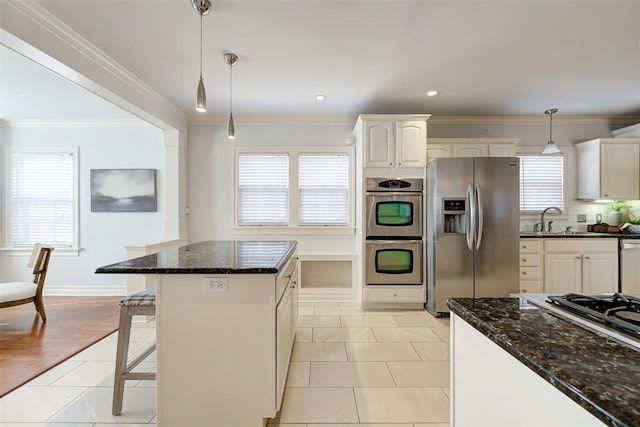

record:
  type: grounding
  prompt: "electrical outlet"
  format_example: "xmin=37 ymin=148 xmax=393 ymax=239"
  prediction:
xmin=577 ymin=214 xmax=587 ymax=223
xmin=203 ymin=278 xmax=228 ymax=293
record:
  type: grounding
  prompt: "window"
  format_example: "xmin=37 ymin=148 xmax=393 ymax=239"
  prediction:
xmin=236 ymin=148 xmax=353 ymax=228
xmin=7 ymin=147 xmax=78 ymax=247
xmin=237 ymin=154 xmax=289 ymax=226
xmin=298 ymin=154 xmax=349 ymax=225
xmin=518 ymin=154 xmax=564 ymax=213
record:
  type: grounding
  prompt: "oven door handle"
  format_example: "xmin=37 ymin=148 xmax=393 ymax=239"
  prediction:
xmin=366 ymin=239 xmax=423 ymax=244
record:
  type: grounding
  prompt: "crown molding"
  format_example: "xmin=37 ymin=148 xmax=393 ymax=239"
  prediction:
xmin=0 ymin=119 xmax=154 ymax=128
xmin=429 ymin=115 xmax=640 ymax=125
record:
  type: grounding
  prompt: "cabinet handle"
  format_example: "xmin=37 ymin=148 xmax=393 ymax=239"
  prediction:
xmin=522 ymin=289 xmax=528 ymax=293
xmin=584 ymin=256 xmax=590 ymax=260
xmin=393 ymin=293 xmax=397 ymax=297
xmin=576 ymin=256 xmax=581 ymax=259
xmin=389 ymin=162 xmax=393 ymax=166
xmin=523 ymin=246 xmax=527 ymax=249
xmin=603 ymin=193 xmax=608 ymax=197
xmin=522 ymin=271 xmax=527 ymax=275
xmin=522 ymin=258 xmax=527 ymax=262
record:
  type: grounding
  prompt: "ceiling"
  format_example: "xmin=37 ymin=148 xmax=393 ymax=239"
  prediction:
xmin=2 ymin=0 xmax=640 ymax=122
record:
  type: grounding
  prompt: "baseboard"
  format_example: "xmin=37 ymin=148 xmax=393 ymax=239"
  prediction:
xmin=298 ymin=288 xmax=360 ymax=303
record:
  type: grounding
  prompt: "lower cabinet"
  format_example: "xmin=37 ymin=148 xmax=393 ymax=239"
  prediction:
xmin=520 ymin=238 xmax=619 ymax=294
xmin=276 ymin=257 xmax=298 ymax=410
xmin=544 ymin=239 xmax=618 ymax=294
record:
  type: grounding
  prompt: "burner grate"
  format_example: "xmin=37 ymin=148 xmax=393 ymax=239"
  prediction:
xmin=547 ymin=293 xmax=640 ymax=338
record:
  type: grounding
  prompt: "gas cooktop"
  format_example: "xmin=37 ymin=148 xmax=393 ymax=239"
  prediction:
xmin=547 ymin=293 xmax=640 ymax=338
xmin=520 ymin=293 xmax=640 ymax=350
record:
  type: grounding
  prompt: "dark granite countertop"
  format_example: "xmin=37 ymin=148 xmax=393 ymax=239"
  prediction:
xmin=447 ymin=298 xmax=640 ymax=427
xmin=95 ymin=240 xmax=297 ymax=274
xmin=520 ymin=232 xmax=640 ymax=239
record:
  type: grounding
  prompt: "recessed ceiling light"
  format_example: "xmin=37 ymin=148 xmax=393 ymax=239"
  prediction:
xmin=426 ymin=90 xmax=439 ymax=97
xmin=315 ymin=94 xmax=326 ymax=101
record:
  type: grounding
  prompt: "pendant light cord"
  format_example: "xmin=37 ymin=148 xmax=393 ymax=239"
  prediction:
xmin=549 ymin=110 xmax=553 ymax=142
xmin=199 ymin=13 xmax=203 ymax=79
xmin=229 ymin=62 xmax=233 ymax=114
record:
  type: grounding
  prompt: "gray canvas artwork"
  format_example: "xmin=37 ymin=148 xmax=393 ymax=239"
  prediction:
xmin=91 ymin=169 xmax=157 ymax=212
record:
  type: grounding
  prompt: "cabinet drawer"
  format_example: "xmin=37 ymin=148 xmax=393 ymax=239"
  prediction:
xmin=544 ymin=238 xmax=617 ymax=253
xmin=519 ymin=280 xmax=543 ymax=294
xmin=520 ymin=239 xmax=543 ymax=253
xmin=520 ymin=266 xmax=542 ymax=280
xmin=520 ymin=254 xmax=542 ymax=267
xmin=364 ymin=287 xmax=425 ymax=303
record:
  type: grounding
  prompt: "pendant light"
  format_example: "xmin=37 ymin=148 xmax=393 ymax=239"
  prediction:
xmin=192 ymin=0 xmax=211 ymax=112
xmin=224 ymin=52 xmax=238 ymax=139
xmin=542 ymin=108 xmax=560 ymax=154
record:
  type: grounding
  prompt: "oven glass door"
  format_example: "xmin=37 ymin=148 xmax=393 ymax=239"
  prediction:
xmin=366 ymin=241 xmax=423 ymax=285
xmin=366 ymin=194 xmax=422 ymax=238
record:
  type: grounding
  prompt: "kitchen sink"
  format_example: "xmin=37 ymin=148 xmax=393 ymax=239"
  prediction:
xmin=520 ymin=231 xmax=596 ymax=236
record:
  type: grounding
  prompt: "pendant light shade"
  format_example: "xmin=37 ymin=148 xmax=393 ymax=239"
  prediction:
xmin=224 ymin=53 xmax=238 ymax=139
xmin=196 ymin=76 xmax=206 ymax=112
xmin=193 ymin=0 xmax=211 ymax=112
xmin=542 ymin=108 xmax=560 ymax=154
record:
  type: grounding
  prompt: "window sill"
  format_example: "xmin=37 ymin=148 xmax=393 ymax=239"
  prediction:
xmin=232 ymin=226 xmax=356 ymax=236
xmin=1 ymin=247 xmax=82 ymax=256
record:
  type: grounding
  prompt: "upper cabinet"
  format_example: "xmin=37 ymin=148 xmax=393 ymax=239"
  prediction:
xmin=355 ymin=115 xmax=430 ymax=169
xmin=576 ymin=138 xmax=640 ymax=200
xmin=427 ymin=138 xmax=518 ymax=163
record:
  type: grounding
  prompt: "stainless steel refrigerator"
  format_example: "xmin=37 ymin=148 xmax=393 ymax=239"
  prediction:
xmin=426 ymin=157 xmax=520 ymax=315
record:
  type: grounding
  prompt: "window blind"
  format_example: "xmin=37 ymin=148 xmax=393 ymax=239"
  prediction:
xmin=9 ymin=151 xmax=74 ymax=247
xmin=518 ymin=155 xmax=564 ymax=212
xmin=299 ymin=154 xmax=349 ymax=225
xmin=237 ymin=154 xmax=289 ymax=225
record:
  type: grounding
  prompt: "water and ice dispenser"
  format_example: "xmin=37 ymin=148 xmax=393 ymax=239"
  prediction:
xmin=442 ymin=199 xmax=467 ymax=234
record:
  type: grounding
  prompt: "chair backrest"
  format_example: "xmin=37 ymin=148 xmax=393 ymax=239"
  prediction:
xmin=32 ymin=246 xmax=53 ymax=292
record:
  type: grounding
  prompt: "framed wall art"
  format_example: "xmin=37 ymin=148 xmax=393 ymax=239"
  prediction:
xmin=90 ymin=169 xmax=157 ymax=212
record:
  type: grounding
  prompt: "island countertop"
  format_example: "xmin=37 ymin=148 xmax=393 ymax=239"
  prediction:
xmin=95 ymin=240 xmax=298 ymax=274
xmin=447 ymin=297 xmax=640 ymax=427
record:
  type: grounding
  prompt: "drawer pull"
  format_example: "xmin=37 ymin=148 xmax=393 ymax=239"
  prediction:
xmin=522 ymin=258 xmax=527 ymax=262
xmin=522 ymin=245 xmax=527 ymax=249
xmin=576 ymin=256 xmax=581 ymax=259
xmin=585 ymin=256 xmax=590 ymax=260
xmin=522 ymin=271 xmax=527 ymax=275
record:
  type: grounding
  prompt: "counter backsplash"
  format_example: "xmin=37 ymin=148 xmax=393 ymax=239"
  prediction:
xmin=520 ymin=200 xmax=640 ymax=233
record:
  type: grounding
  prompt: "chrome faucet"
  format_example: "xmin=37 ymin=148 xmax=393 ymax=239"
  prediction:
xmin=540 ymin=207 xmax=562 ymax=232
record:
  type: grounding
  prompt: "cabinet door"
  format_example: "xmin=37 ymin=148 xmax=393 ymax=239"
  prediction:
xmin=427 ymin=144 xmax=452 ymax=162
xmin=544 ymin=254 xmax=581 ymax=294
xmin=582 ymin=253 xmax=618 ymax=294
xmin=453 ymin=144 xmax=488 ymax=157
xmin=365 ymin=121 xmax=394 ymax=167
xmin=488 ymin=144 xmax=515 ymax=157
xmin=395 ymin=121 xmax=426 ymax=167
xmin=601 ymin=143 xmax=640 ymax=199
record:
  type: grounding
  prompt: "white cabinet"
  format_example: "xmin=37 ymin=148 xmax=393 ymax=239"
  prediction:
xmin=576 ymin=138 xmax=640 ymax=200
xmin=358 ymin=116 xmax=429 ymax=168
xmin=276 ymin=259 xmax=297 ymax=410
xmin=427 ymin=138 xmax=518 ymax=163
xmin=544 ymin=239 xmax=618 ymax=294
xmin=519 ymin=239 xmax=544 ymax=293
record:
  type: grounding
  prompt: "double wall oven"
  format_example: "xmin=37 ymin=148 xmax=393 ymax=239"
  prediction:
xmin=365 ymin=178 xmax=423 ymax=288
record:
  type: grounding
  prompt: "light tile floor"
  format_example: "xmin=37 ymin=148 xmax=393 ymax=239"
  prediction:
xmin=0 ymin=302 xmax=450 ymax=427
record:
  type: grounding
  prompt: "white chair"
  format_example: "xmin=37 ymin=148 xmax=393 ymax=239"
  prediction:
xmin=0 ymin=244 xmax=53 ymax=322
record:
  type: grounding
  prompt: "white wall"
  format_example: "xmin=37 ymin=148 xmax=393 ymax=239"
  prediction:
xmin=187 ymin=122 xmax=358 ymax=254
xmin=1 ymin=122 xmax=166 ymax=295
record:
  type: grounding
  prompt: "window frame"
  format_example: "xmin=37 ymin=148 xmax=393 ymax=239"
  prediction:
xmin=233 ymin=146 xmax=355 ymax=234
xmin=516 ymin=146 xmax=569 ymax=219
xmin=3 ymin=146 xmax=80 ymax=255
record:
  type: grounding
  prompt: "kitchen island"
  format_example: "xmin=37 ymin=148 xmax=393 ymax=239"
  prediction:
xmin=447 ymin=297 xmax=640 ymax=427
xmin=96 ymin=240 xmax=298 ymax=427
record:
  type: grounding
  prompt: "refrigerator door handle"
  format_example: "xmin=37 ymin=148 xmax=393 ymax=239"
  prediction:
xmin=475 ymin=183 xmax=484 ymax=250
xmin=466 ymin=184 xmax=475 ymax=251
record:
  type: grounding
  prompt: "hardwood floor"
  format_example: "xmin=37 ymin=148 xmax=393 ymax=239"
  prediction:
xmin=0 ymin=296 xmax=121 ymax=397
